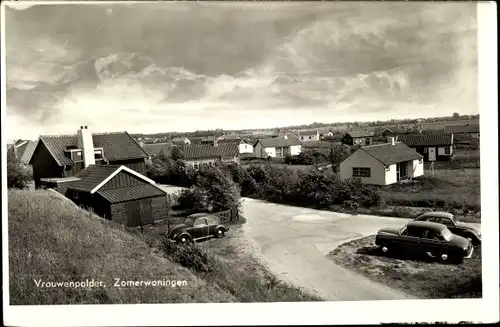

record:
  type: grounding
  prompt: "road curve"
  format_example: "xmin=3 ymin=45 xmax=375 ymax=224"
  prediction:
xmin=157 ymin=185 xmax=481 ymax=301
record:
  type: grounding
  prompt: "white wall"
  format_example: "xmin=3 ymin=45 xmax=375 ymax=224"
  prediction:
xmin=263 ymin=147 xmax=276 ymax=158
xmin=185 ymin=157 xmax=238 ymax=168
xmin=437 ymin=146 xmax=453 ymax=156
xmin=300 ymin=133 xmax=320 ymax=142
xmin=291 ymin=145 xmax=302 ymax=156
xmin=410 ymin=158 xmax=424 ymax=178
xmin=339 ymin=150 xmax=385 ymax=185
xmin=384 ymin=164 xmax=398 ymax=185
xmin=239 ymin=143 xmax=253 ymax=154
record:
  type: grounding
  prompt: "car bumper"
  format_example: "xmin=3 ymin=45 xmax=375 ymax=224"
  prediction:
xmin=464 ymin=246 xmax=474 ymax=259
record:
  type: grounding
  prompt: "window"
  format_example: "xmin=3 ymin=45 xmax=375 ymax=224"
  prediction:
xmin=419 ymin=158 xmax=423 ymax=164
xmin=352 ymin=167 xmax=371 ymax=177
xmin=444 ymin=147 xmax=451 ymax=155
xmin=194 ymin=218 xmax=207 ymax=227
xmin=193 ymin=163 xmax=199 ymax=169
xmin=276 ymin=147 xmax=283 ymax=158
xmin=308 ymin=136 xmax=312 ymax=140
xmin=94 ymin=148 xmax=103 ymax=160
xmin=437 ymin=217 xmax=454 ymax=228
xmin=406 ymin=227 xmax=422 ymax=237
xmin=385 ymin=166 xmax=390 ymax=172
xmin=206 ymin=216 xmax=219 ymax=225
xmin=72 ymin=151 xmax=83 ymax=162
xmin=422 ymin=230 xmax=440 ymax=240
xmin=73 ymin=191 xmax=80 ymax=199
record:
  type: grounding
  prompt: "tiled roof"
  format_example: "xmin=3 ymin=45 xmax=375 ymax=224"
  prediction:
xmin=97 ymin=184 xmax=166 ymax=204
xmin=361 ymin=142 xmax=423 ymax=166
xmin=142 ymin=142 xmax=175 ymax=155
xmin=256 ymin=137 xmax=302 ymax=148
xmin=347 ymin=130 xmax=375 ymax=138
xmin=181 ymin=143 xmax=239 ymax=160
xmin=66 ymin=165 xmax=122 ymax=192
xmin=299 ymin=130 xmax=319 ymax=136
xmin=36 ymin=132 xmax=149 ymax=166
xmin=398 ymin=133 xmax=453 ymax=147
xmin=444 ymin=124 xmax=480 ymax=134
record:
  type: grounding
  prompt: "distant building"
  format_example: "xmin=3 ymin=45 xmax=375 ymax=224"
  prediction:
xmin=298 ymin=130 xmax=320 ymax=142
xmin=339 ymin=138 xmax=424 ymax=185
xmin=341 ymin=130 xmax=375 ymax=146
xmin=398 ymin=133 xmax=454 ymax=162
xmin=10 ymin=139 xmax=36 ymax=166
xmin=181 ymin=143 xmax=240 ymax=169
xmin=253 ymin=136 xmax=302 ymax=158
xmin=141 ymin=142 xmax=175 ymax=157
xmin=171 ymin=137 xmax=191 ymax=146
xmin=379 ymin=128 xmax=397 ymax=138
xmin=444 ymin=123 xmax=480 ymax=139
xmin=217 ymin=137 xmax=254 ymax=154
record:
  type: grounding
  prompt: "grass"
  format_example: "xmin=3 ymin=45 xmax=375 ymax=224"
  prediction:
xmin=328 ymin=235 xmax=482 ymax=299
xmin=380 ymin=168 xmax=481 ymax=214
xmin=8 ymin=189 xmax=319 ymax=304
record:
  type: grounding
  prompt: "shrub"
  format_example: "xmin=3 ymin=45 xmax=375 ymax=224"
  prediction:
xmin=7 ymin=149 xmax=33 ymax=189
xmin=176 ymin=188 xmax=206 ymax=213
xmin=296 ymin=170 xmax=341 ymax=207
xmin=158 ymin=240 xmax=217 ymax=273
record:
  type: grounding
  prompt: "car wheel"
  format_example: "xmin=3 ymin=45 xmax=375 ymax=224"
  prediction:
xmin=178 ymin=235 xmax=192 ymax=244
xmin=215 ymin=227 xmax=225 ymax=238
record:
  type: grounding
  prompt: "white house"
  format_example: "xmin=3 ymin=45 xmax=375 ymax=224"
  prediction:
xmin=398 ymin=133 xmax=454 ymax=162
xmin=298 ymin=130 xmax=320 ymax=142
xmin=339 ymin=138 xmax=424 ymax=186
xmin=171 ymin=137 xmax=191 ymax=146
xmin=217 ymin=137 xmax=254 ymax=154
xmin=253 ymin=136 xmax=302 ymax=158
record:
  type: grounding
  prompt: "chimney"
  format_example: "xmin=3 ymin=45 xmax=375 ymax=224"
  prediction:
xmin=213 ymin=135 xmax=217 ymax=147
xmin=77 ymin=126 xmax=95 ymax=168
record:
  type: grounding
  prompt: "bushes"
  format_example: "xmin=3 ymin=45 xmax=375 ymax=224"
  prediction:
xmin=158 ymin=240 xmax=217 ymax=273
xmin=7 ymin=149 xmax=33 ymax=189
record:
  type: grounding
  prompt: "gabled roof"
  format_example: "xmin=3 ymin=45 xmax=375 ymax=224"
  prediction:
xmin=33 ymin=132 xmax=149 ymax=166
xmin=398 ymin=133 xmax=453 ymax=147
xmin=299 ymin=130 xmax=319 ymax=136
xmin=171 ymin=137 xmax=189 ymax=145
xmin=15 ymin=140 xmax=37 ymax=164
xmin=66 ymin=164 xmax=159 ymax=194
xmin=256 ymin=137 xmax=302 ymax=148
xmin=98 ymin=184 xmax=166 ymax=203
xmin=346 ymin=130 xmax=375 ymax=138
xmin=444 ymin=123 xmax=480 ymax=134
xmin=142 ymin=142 xmax=175 ymax=156
xmin=180 ymin=143 xmax=239 ymax=160
xmin=360 ymin=142 xmax=423 ymax=166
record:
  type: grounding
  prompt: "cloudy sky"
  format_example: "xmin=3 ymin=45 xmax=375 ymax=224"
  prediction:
xmin=4 ymin=1 xmax=478 ymax=140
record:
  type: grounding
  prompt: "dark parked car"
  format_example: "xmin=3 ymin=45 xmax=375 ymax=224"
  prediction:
xmin=166 ymin=213 xmax=228 ymax=244
xmin=375 ymin=221 xmax=474 ymax=264
xmin=414 ymin=211 xmax=481 ymax=245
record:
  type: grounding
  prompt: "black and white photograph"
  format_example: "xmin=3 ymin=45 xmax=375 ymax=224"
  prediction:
xmin=2 ymin=1 xmax=498 ymax=326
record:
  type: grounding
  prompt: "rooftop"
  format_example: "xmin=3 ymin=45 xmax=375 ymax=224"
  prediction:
xmin=347 ymin=130 xmax=375 ymax=138
xmin=256 ymin=137 xmax=302 ymax=148
xmin=398 ymin=133 xmax=453 ymax=147
xmin=180 ymin=143 xmax=239 ymax=160
xmin=361 ymin=142 xmax=423 ymax=166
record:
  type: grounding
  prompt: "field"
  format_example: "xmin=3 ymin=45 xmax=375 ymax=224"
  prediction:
xmin=328 ymin=236 xmax=482 ymax=299
xmin=8 ymin=189 xmax=319 ymax=305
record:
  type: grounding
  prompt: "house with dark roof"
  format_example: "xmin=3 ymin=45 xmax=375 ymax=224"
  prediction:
xmin=341 ymin=130 xmax=375 ymax=146
xmin=444 ymin=123 xmax=480 ymax=138
xmin=171 ymin=137 xmax=191 ymax=146
xmin=180 ymin=143 xmax=240 ymax=169
xmin=253 ymin=135 xmax=302 ymax=158
xmin=11 ymin=139 xmax=37 ymax=166
xmin=216 ymin=136 xmax=254 ymax=154
xmin=340 ymin=138 xmax=424 ymax=185
xmin=298 ymin=130 xmax=320 ymax=142
xmin=141 ymin=142 xmax=175 ymax=157
xmin=58 ymin=165 xmax=169 ymax=227
xmin=29 ymin=126 xmax=150 ymax=189
xmin=398 ymin=133 xmax=454 ymax=162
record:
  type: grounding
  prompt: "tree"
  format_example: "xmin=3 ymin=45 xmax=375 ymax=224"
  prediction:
xmin=452 ymin=112 xmax=460 ymax=119
xmin=170 ymin=146 xmax=184 ymax=160
xmin=7 ymin=149 xmax=33 ymax=189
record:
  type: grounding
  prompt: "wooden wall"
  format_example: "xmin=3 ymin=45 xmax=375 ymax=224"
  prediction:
xmin=31 ymin=142 xmax=63 ymax=188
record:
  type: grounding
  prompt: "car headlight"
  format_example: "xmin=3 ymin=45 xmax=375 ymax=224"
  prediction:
xmin=477 ymin=230 xmax=481 ymax=237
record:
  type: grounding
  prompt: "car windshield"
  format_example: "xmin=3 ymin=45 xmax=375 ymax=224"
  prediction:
xmin=441 ymin=228 xmax=453 ymax=241
xmin=183 ymin=217 xmax=194 ymax=226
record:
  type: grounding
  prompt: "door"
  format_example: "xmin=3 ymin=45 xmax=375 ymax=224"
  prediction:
xmin=192 ymin=218 xmax=210 ymax=239
xmin=139 ymin=198 xmax=153 ymax=225
xmin=428 ymin=147 xmax=436 ymax=161
xmin=126 ymin=201 xmax=140 ymax=227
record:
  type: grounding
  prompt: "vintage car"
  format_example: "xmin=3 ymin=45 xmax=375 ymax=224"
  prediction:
xmin=166 ymin=213 xmax=228 ymax=244
xmin=375 ymin=221 xmax=474 ymax=263
xmin=414 ymin=211 xmax=481 ymax=245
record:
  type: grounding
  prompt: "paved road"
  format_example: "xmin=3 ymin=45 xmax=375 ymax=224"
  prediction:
xmin=157 ymin=184 xmax=481 ymax=301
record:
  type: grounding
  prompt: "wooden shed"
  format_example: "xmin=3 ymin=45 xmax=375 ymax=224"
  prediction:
xmin=64 ymin=165 xmax=169 ymax=227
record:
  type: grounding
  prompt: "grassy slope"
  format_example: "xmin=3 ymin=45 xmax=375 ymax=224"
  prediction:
xmin=8 ymin=189 xmax=319 ymax=305
xmin=328 ymin=236 xmax=482 ymax=299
